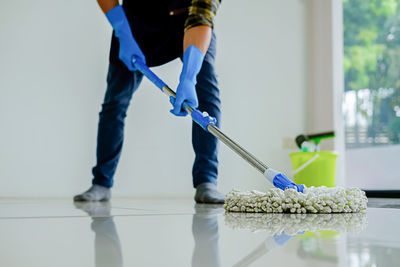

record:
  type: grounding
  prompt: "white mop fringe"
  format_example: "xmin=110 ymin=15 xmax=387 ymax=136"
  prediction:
xmin=224 ymin=212 xmax=367 ymax=235
xmin=224 ymin=186 xmax=368 ymax=213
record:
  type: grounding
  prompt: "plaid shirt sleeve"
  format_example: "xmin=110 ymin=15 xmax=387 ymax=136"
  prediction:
xmin=184 ymin=0 xmax=221 ymax=31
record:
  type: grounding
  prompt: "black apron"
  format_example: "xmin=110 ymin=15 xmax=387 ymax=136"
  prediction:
xmin=109 ymin=0 xmax=191 ymax=67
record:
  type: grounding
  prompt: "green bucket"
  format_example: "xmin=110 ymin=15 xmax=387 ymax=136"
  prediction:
xmin=289 ymin=151 xmax=338 ymax=187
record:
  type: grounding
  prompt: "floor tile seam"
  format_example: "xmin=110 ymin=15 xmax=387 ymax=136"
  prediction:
xmin=111 ymin=206 xmax=160 ymax=212
xmin=0 ymin=212 xmax=197 ymax=220
xmin=368 ymin=205 xmax=400 ymax=209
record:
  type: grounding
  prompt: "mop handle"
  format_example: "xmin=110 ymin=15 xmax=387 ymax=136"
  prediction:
xmin=133 ymin=60 xmax=270 ymax=174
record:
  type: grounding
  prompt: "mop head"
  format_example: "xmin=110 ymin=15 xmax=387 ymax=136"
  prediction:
xmin=224 ymin=186 xmax=367 ymax=213
xmin=224 ymin=212 xmax=367 ymax=234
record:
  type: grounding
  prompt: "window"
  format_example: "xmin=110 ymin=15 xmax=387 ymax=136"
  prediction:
xmin=343 ymin=0 xmax=400 ymax=148
xmin=343 ymin=0 xmax=400 ymax=190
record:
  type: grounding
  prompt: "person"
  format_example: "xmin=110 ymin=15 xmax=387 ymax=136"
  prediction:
xmin=74 ymin=0 xmax=224 ymax=203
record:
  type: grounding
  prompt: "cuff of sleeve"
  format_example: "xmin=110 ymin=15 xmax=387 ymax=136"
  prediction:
xmin=105 ymin=5 xmax=125 ymax=27
xmin=180 ymin=45 xmax=205 ymax=82
xmin=184 ymin=18 xmax=213 ymax=31
xmin=184 ymin=0 xmax=220 ymax=31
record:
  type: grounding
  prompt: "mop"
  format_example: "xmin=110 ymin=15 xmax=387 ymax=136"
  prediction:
xmin=224 ymin=187 xmax=367 ymax=214
xmin=133 ymin=60 xmax=368 ymax=213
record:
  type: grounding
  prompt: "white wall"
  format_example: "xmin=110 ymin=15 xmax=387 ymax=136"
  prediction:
xmin=307 ymin=0 xmax=346 ymax=186
xmin=0 ymin=0 xmax=308 ymax=197
xmin=346 ymin=145 xmax=400 ymax=190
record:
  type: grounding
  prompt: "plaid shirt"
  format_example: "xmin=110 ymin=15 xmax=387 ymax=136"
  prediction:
xmin=184 ymin=0 xmax=221 ymax=31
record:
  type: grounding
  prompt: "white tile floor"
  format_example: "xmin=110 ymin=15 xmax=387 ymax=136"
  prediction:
xmin=0 ymin=199 xmax=399 ymax=267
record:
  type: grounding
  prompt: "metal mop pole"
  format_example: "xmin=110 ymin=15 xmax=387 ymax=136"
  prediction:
xmin=133 ymin=61 xmax=304 ymax=192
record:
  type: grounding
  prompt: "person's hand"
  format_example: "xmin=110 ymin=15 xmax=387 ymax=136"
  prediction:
xmin=170 ymin=45 xmax=204 ymax=116
xmin=170 ymin=79 xmax=198 ymax=116
xmin=106 ymin=5 xmax=146 ymax=70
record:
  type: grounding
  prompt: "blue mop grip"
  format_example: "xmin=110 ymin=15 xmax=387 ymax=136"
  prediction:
xmin=133 ymin=60 xmax=167 ymax=91
xmin=273 ymin=233 xmax=295 ymax=247
xmin=189 ymin=109 xmax=217 ymax=131
xmin=273 ymin=231 xmax=305 ymax=247
xmin=264 ymin=169 xmax=305 ymax=192
xmin=134 ymin=61 xmax=217 ymax=132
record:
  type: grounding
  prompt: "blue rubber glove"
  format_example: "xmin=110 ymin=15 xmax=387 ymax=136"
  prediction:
xmin=170 ymin=45 xmax=204 ymax=116
xmin=105 ymin=5 xmax=146 ymax=71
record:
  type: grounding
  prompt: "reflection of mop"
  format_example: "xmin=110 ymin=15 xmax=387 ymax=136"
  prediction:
xmin=233 ymin=232 xmax=301 ymax=267
xmin=224 ymin=213 xmax=367 ymax=235
xmin=228 ymin=212 xmax=367 ymax=267
xmin=297 ymin=238 xmax=338 ymax=263
xmin=233 ymin=233 xmax=338 ymax=267
xmin=133 ymin=61 xmax=367 ymax=213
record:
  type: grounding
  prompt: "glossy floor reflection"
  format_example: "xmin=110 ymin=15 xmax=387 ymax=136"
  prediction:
xmin=0 ymin=199 xmax=399 ymax=267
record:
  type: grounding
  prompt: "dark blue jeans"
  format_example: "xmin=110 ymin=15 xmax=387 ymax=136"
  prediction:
xmin=92 ymin=34 xmax=221 ymax=188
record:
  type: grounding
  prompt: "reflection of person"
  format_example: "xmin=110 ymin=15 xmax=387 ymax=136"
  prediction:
xmin=74 ymin=202 xmax=123 ymax=267
xmin=192 ymin=204 xmax=223 ymax=267
xmin=74 ymin=0 xmax=224 ymax=204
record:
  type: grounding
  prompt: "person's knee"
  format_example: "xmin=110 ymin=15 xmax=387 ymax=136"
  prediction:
xmin=99 ymin=100 xmax=130 ymax=121
xmin=101 ymin=64 xmax=141 ymax=118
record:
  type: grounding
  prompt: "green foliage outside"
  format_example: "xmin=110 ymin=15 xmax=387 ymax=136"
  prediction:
xmin=343 ymin=0 xmax=400 ymax=145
